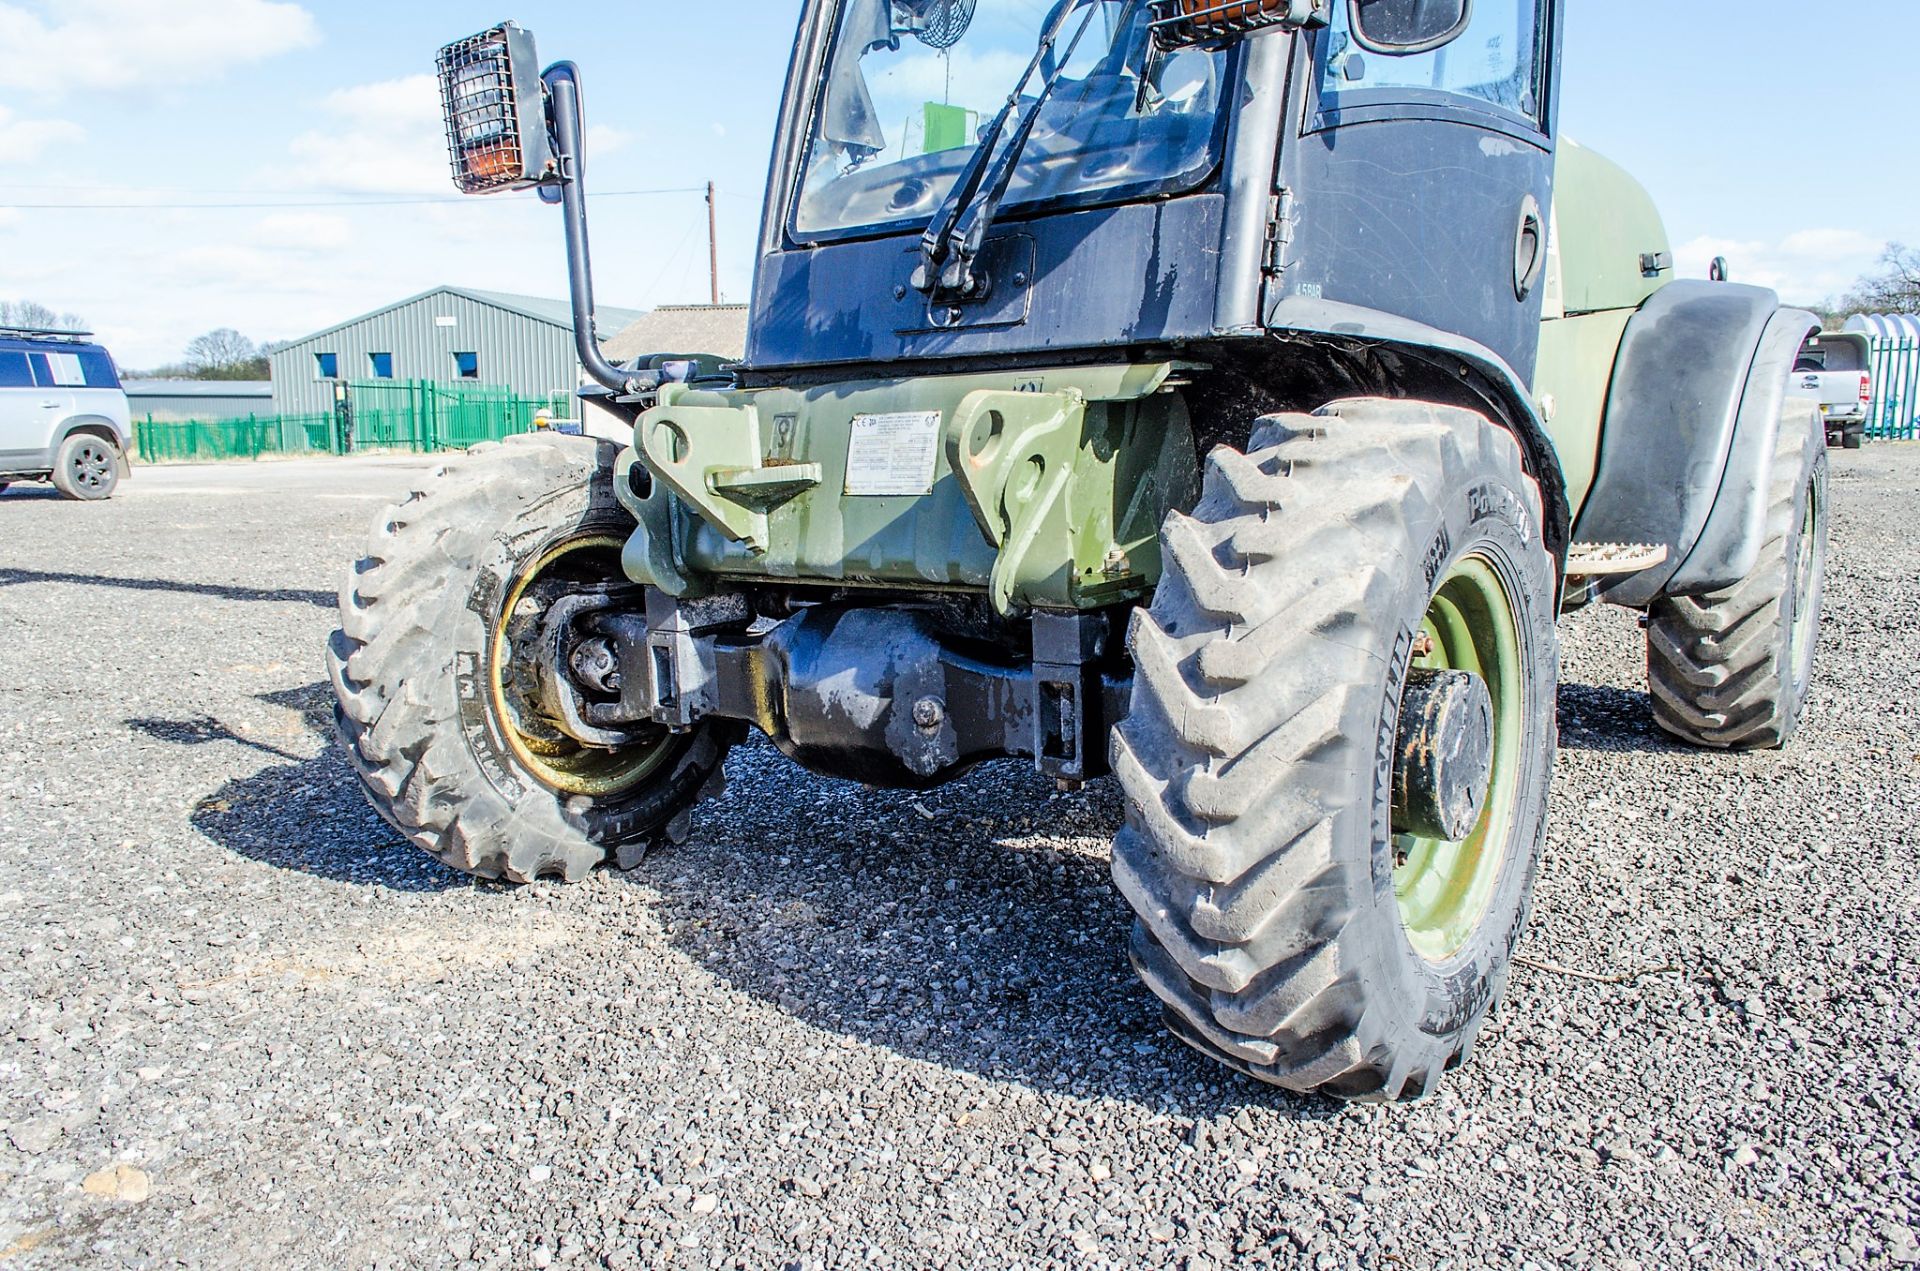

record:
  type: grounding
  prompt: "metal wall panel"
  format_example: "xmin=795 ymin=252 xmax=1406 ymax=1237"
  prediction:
xmin=269 ymin=288 xmax=576 ymax=416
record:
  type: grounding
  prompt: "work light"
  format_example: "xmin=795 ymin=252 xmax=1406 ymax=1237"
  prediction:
xmin=1149 ymin=0 xmax=1328 ymax=49
xmin=436 ymin=22 xmax=555 ymax=194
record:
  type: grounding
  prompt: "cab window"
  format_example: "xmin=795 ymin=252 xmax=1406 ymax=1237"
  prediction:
xmin=0 ymin=351 xmax=30 ymax=388
xmin=1322 ymin=0 xmax=1543 ymax=122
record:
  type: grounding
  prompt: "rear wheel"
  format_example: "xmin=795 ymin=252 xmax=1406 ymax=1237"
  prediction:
xmin=1112 ymin=400 xmax=1558 ymax=1101
xmin=50 ymin=433 xmax=119 ymax=500
xmin=1842 ymin=425 xmax=1864 ymax=450
xmin=327 ymin=433 xmax=735 ymax=882
xmin=1646 ymin=399 xmax=1827 ymax=749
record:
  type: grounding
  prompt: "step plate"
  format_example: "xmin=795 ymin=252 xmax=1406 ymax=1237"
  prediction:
xmin=1566 ymin=541 xmax=1669 ymax=577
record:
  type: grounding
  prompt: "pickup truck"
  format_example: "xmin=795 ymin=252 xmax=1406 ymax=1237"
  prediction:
xmin=1789 ymin=330 xmax=1873 ymax=449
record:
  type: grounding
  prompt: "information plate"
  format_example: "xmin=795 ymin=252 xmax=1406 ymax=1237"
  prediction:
xmin=843 ymin=411 xmax=942 ymax=496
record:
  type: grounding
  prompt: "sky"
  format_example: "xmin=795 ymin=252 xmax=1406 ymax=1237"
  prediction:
xmin=0 ymin=0 xmax=1913 ymax=369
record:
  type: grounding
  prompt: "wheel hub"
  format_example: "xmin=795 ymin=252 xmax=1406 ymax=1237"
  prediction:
xmin=1391 ymin=668 xmax=1494 ymax=842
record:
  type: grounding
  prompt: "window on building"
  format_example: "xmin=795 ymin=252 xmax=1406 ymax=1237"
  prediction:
xmin=452 ymin=351 xmax=479 ymax=380
xmin=368 ymin=352 xmax=394 ymax=379
xmin=0 ymin=351 xmax=31 ymax=388
xmin=314 ymin=351 xmax=338 ymax=379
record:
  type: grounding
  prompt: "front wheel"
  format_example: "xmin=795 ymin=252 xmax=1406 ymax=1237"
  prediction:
xmin=1112 ymin=400 xmax=1559 ymax=1101
xmin=326 ymin=433 xmax=735 ymax=882
xmin=50 ymin=433 xmax=119 ymax=500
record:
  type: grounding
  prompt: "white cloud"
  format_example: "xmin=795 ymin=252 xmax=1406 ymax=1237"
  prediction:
xmin=0 ymin=208 xmax=22 ymax=231
xmin=0 ymin=105 xmax=84 ymax=164
xmin=253 ymin=211 xmax=352 ymax=251
xmin=280 ymin=74 xmax=449 ymax=194
xmin=0 ymin=0 xmax=319 ymax=95
xmin=1676 ymin=229 xmax=1888 ymax=304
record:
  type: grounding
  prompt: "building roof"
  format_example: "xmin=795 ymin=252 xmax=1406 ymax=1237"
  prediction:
xmin=603 ymin=304 xmax=750 ymax=363
xmin=124 ymin=379 xmax=272 ymax=397
xmin=278 ymin=285 xmax=647 ymax=349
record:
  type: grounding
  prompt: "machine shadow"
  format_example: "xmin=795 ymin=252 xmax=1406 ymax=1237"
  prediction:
xmin=1555 ymin=681 xmax=1692 ymax=755
xmin=0 ymin=565 xmax=335 ymax=608
xmin=627 ymin=740 xmax=1340 ymax=1117
xmin=163 ymin=682 xmax=470 ymax=892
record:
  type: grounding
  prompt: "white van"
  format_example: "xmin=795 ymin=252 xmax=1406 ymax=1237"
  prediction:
xmin=0 ymin=328 xmax=133 ymax=499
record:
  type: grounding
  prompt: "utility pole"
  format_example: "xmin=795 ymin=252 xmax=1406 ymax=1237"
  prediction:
xmin=706 ymin=181 xmax=720 ymax=306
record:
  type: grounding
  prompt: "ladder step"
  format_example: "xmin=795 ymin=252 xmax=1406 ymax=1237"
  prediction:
xmin=1566 ymin=541 xmax=1669 ymax=577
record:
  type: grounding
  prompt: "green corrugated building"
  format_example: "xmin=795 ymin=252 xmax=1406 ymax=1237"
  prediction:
xmin=267 ymin=285 xmax=643 ymax=417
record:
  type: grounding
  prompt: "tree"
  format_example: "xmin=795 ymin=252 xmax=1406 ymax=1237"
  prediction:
xmin=1840 ymin=244 xmax=1920 ymax=317
xmin=181 ymin=328 xmax=271 ymax=380
xmin=0 ymin=299 xmax=85 ymax=331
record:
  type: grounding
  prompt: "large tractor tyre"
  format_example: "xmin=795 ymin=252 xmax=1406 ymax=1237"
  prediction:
xmin=1112 ymin=400 xmax=1559 ymax=1101
xmin=50 ymin=432 xmax=120 ymax=500
xmin=1646 ymin=399 xmax=1828 ymax=750
xmin=326 ymin=432 xmax=735 ymax=883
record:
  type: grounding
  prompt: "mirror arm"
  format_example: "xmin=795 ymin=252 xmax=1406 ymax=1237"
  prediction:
xmin=541 ymin=61 xmax=638 ymax=397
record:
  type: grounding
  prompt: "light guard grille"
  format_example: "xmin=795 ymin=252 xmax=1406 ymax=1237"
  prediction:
xmin=436 ymin=23 xmax=552 ymax=194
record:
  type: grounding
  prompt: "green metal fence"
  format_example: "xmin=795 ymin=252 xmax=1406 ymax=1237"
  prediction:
xmin=133 ymin=379 xmax=572 ymax=463
xmin=1865 ymin=335 xmax=1920 ymax=441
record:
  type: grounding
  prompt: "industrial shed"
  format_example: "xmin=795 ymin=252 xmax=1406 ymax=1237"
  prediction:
xmin=267 ymin=285 xmax=644 ymax=417
xmin=124 ymin=379 xmax=271 ymax=422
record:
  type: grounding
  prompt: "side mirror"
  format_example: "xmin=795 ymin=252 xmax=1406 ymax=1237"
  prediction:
xmin=1348 ymin=0 xmax=1471 ymax=55
xmin=436 ymin=22 xmax=556 ymax=195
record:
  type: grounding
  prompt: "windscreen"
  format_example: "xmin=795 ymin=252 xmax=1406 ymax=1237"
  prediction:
xmin=795 ymin=0 xmax=1229 ymax=237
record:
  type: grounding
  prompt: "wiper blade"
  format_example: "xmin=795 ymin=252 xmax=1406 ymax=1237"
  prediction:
xmin=912 ymin=0 xmax=1127 ymax=300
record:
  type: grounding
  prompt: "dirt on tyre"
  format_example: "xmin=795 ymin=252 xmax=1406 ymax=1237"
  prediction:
xmin=326 ymin=432 xmax=735 ymax=883
xmin=1112 ymin=399 xmax=1559 ymax=1101
xmin=1646 ymin=398 xmax=1828 ymax=749
xmin=51 ymin=433 xmax=120 ymax=500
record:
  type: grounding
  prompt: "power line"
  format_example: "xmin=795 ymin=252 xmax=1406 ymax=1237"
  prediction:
xmin=0 ymin=187 xmax=711 ymax=210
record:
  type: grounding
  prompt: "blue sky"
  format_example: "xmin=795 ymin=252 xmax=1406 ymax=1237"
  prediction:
xmin=0 ymin=1 xmax=1912 ymax=367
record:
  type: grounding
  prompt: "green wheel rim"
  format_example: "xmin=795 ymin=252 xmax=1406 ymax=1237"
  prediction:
xmin=1393 ymin=553 xmax=1525 ymax=963
xmin=488 ymin=534 xmax=675 ymax=799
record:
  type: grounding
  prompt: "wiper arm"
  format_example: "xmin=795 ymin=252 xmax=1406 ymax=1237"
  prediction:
xmin=911 ymin=0 xmax=1126 ymax=300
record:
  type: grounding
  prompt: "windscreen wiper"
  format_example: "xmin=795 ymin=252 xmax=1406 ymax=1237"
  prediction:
xmin=911 ymin=0 xmax=1131 ymax=301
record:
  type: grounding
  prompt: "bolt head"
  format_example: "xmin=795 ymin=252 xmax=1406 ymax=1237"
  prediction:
xmin=911 ymin=696 xmax=945 ymax=731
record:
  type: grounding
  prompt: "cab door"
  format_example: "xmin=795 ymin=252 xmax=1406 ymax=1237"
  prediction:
xmin=1272 ymin=0 xmax=1560 ymax=382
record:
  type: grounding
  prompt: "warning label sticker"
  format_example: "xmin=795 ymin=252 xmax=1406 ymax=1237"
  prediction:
xmin=843 ymin=411 xmax=942 ymax=496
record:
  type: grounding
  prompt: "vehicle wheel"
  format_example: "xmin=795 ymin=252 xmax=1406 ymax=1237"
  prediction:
xmin=50 ymin=433 xmax=120 ymax=500
xmin=1646 ymin=399 xmax=1827 ymax=749
xmin=326 ymin=432 xmax=737 ymax=882
xmin=1842 ymin=426 xmax=1864 ymax=450
xmin=1112 ymin=399 xmax=1559 ymax=1101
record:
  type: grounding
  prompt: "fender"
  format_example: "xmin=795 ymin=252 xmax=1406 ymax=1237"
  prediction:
xmin=1573 ymin=281 xmax=1811 ymax=607
xmin=1262 ymin=295 xmax=1574 ymax=560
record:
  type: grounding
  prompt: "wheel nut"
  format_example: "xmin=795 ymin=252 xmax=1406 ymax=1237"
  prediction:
xmin=1411 ymin=632 xmax=1434 ymax=659
xmin=912 ymin=696 xmax=945 ymax=731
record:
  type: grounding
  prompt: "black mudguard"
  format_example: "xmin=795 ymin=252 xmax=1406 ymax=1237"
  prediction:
xmin=1574 ymin=281 xmax=1817 ymax=607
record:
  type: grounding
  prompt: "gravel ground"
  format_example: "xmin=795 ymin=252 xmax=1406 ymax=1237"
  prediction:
xmin=0 ymin=449 xmax=1914 ymax=1270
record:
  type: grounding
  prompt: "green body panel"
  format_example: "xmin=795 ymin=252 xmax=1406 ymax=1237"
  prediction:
xmin=1545 ymin=139 xmax=1672 ymax=318
xmin=1532 ymin=137 xmax=1674 ymax=524
xmin=616 ymin=364 xmax=1199 ymax=614
xmin=1533 ymin=309 xmax=1632 ymax=517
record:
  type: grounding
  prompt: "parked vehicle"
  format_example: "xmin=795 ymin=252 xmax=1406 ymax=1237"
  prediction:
xmin=329 ymin=2 xmax=1830 ymax=1101
xmin=0 ymin=328 xmax=132 ymax=499
xmin=1789 ymin=330 xmax=1872 ymax=449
